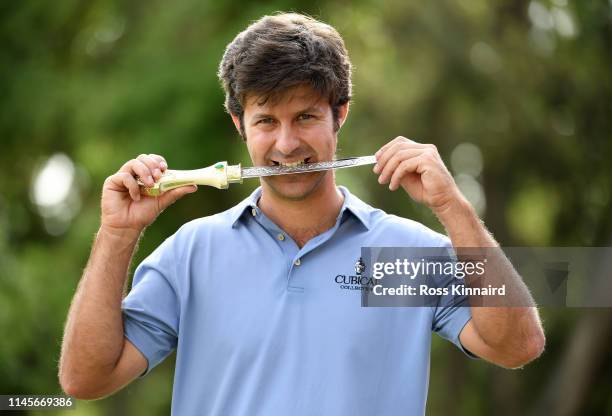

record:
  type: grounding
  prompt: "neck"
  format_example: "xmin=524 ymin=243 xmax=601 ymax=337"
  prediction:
xmin=258 ymin=177 xmax=344 ymax=247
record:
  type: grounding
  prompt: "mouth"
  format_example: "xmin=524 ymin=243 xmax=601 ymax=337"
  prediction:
xmin=271 ymin=157 xmax=312 ymax=168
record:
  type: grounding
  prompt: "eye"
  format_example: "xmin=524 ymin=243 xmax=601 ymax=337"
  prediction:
xmin=256 ymin=117 xmax=274 ymax=125
xmin=298 ymin=113 xmax=314 ymax=121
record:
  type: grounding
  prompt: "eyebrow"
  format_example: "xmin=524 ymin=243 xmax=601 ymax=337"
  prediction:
xmin=299 ymin=106 xmax=324 ymax=114
xmin=251 ymin=113 xmax=274 ymax=120
xmin=251 ymin=106 xmax=324 ymax=120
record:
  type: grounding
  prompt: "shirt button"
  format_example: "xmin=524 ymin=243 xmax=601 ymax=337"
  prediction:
xmin=294 ymin=258 xmax=301 ymax=266
xmin=251 ymin=208 xmax=257 ymax=216
xmin=277 ymin=233 xmax=285 ymax=241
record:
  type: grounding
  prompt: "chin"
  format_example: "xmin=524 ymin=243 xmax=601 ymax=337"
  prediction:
xmin=263 ymin=171 xmax=327 ymax=201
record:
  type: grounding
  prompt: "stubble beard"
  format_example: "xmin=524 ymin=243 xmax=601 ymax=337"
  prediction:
xmin=262 ymin=170 xmax=329 ymax=202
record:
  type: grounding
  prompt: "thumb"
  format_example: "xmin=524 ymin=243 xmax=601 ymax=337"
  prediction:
xmin=157 ymin=185 xmax=198 ymax=210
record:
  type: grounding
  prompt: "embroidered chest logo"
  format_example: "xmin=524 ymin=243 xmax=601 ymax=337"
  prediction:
xmin=335 ymin=257 xmax=376 ymax=292
xmin=354 ymin=257 xmax=366 ymax=275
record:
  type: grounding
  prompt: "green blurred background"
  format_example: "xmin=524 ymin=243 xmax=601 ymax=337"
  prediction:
xmin=1 ymin=0 xmax=611 ymax=414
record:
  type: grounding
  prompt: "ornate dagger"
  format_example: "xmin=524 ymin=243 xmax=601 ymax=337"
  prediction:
xmin=137 ymin=155 xmax=377 ymax=196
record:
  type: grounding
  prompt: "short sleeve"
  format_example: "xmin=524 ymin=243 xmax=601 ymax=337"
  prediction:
xmin=431 ymin=238 xmax=478 ymax=359
xmin=122 ymin=235 xmax=181 ymax=376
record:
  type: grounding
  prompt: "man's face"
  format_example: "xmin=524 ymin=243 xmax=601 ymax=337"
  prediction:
xmin=234 ymin=84 xmax=347 ymax=201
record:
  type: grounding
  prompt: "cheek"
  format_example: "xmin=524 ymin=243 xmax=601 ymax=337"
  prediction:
xmin=246 ymin=132 xmax=273 ymax=156
xmin=306 ymin=125 xmax=336 ymax=146
xmin=321 ymin=132 xmax=338 ymax=152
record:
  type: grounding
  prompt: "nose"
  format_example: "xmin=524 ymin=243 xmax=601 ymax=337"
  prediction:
xmin=275 ymin=124 xmax=301 ymax=156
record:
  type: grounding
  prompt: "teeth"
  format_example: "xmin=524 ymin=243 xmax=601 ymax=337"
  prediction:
xmin=278 ymin=159 xmax=305 ymax=168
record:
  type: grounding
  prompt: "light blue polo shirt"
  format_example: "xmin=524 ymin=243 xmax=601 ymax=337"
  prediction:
xmin=121 ymin=186 xmax=474 ymax=415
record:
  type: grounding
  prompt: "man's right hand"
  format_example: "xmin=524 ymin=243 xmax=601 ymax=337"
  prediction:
xmin=101 ymin=153 xmax=197 ymax=236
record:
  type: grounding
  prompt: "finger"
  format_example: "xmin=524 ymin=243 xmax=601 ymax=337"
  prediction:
xmin=119 ymin=159 xmax=155 ymax=186
xmin=148 ymin=154 xmax=168 ymax=171
xmin=374 ymin=137 xmax=426 ymax=173
xmin=374 ymin=140 xmax=425 ymax=175
xmin=157 ymin=185 xmax=198 ymax=210
xmin=375 ymin=136 xmax=424 ymax=161
xmin=137 ymin=154 xmax=164 ymax=181
xmin=388 ymin=157 xmax=421 ymax=191
xmin=110 ymin=172 xmax=142 ymax=201
xmin=377 ymin=148 xmax=422 ymax=184
xmin=374 ymin=137 xmax=405 ymax=161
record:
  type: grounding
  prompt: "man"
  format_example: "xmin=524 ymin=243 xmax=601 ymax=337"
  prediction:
xmin=59 ymin=13 xmax=545 ymax=415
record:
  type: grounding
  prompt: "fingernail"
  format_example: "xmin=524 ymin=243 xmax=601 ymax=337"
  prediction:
xmin=154 ymin=168 xmax=161 ymax=179
xmin=373 ymin=164 xmax=378 ymax=173
xmin=160 ymin=161 xmax=168 ymax=169
xmin=147 ymin=175 xmax=154 ymax=185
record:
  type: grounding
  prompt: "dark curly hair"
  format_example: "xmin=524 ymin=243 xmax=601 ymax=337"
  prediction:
xmin=218 ymin=13 xmax=352 ymax=138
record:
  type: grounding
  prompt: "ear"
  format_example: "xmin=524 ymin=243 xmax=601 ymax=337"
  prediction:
xmin=337 ymin=102 xmax=350 ymax=129
xmin=230 ymin=112 xmax=243 ymax=136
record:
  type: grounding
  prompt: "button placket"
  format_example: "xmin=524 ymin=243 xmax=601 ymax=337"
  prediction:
xmin=249 ymin=207 xmax=309 ymax=291
xmin=287 ymin=256 xmax=304 ymax=292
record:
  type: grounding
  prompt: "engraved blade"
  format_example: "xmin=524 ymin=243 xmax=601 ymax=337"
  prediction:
xmin=241 ymin=155 xmax=377 ymax=179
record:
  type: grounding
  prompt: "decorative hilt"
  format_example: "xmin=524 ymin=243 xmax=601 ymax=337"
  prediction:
xmin=138 ymin=161 xmax=242 ymax=196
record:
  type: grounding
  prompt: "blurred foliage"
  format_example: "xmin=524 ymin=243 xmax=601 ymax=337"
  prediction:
xmin=1 ymin=0 xmax=611 ymax=415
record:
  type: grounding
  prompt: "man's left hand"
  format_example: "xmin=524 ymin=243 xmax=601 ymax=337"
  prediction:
xmin=373 ymin=136 xmax=464 ymax=215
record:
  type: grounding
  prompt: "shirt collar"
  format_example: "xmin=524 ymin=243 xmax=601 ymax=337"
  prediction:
xmin=229 ymin=187 xmax=263 ymax=228
xmin=337 ymin=185 xmax=372 ymax=230
xmin=229 ymin=185 xmax=372 ymax=230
